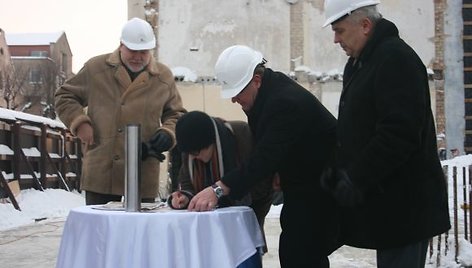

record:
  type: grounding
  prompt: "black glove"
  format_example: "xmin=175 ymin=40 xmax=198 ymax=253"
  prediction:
xmin=332 ymin=169 xmax=363 ymax=207
xmin=141 ymin=131 xmax=172 ymax=162
xmin=320 ymin=167 xmax=337 ymax=192
xmin=141 ymin=142 xmax=166 ymax=161
xmin=149 ymin=131 xmax=172 ymax=152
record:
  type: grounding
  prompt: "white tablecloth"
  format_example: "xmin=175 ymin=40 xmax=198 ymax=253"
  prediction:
xmin=56 ymin=206 xmax=265 ymax=268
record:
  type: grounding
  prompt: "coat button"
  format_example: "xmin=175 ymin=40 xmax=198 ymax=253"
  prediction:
xmin=117 ymin=128 xmax=122 ymax=133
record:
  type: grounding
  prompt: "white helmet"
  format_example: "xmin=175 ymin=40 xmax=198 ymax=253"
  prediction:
xmin=120 ymin=17 xmax=156 ymax=50
xmin=215 ymin=45 xmax=264 ymax=99
xmin=322 ymin=0 xmax=380 ymax=27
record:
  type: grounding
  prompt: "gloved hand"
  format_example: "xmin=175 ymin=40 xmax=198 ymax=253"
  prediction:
xmin=141 ymin=131 xmax=172 ymax=162
xmin=141 ymin=142 xmax=166 ymax=161
xmin=320 ymin=167 xmax=337 ymax=192
xmin=332 ymin=169 xmax=364 ymax=207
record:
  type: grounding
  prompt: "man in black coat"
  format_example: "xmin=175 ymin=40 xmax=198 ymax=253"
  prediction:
xmin=188 ymin=45 xmax=338 ymax=267
xmin=322 ymin=0 xmax=451 ymax=267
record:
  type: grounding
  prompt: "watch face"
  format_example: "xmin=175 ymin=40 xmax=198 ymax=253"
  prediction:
xmin=216 ymin=187 xmax=223 ymax=197
xmin=213 ymin=185 xmax=224 ymax=198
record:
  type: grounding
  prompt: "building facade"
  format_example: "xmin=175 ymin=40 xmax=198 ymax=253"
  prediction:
xmin=5 ymin=32 xmax=73 ymax=118
xmin=127 ymin=0 xmax=468 ymax=157
xmin=0 ymin=29 xmax=14 ymax=109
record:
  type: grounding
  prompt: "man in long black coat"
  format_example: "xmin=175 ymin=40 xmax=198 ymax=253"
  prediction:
xmin=188 ymin=45 xmax=339 ymax=267
xmin=322 ymin=1 xmax=450 ymax=267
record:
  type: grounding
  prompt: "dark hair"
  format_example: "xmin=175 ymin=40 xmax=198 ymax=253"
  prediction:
xmin=254 ymin=61 xmax=267 ymax=77
xmin=175 ymin=111 xmax=216 ymax=153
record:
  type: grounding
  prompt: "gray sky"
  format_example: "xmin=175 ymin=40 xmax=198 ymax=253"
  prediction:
xmin=0 ymin=0 xmax=128 ymax=73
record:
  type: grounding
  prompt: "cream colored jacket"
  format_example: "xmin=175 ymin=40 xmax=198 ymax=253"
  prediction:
xmin=55 ymin=48 xmax=185 ymax=197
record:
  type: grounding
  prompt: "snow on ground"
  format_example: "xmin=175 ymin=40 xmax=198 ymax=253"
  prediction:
xmin=0 ymin=189 xmax=282 ymax=232
xmin=0 ymin=189 xmax=84 ymax=231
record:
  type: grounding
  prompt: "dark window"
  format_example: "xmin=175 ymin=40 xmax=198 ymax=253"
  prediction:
xmin=465 ymin=25 xmax=472 ymax=36
xmin=464 ymin=7 xmax=472 ymax=21
xmin=464 ymin=40 xmax=472 ymax=53
xmin=466 ymin=119 xmax=472 ymax=130
xmin=465 ymin=88 xmax=472 ymax=99
xmin=465 ymin=56 xmax=472 ymax=68
xmin=62 ymin=53 xmax=67 ymax=73
xmin=29 ymin=69 xmax=42 ymax=84
xmin=464 ymin=72 xmax=472 ymax=84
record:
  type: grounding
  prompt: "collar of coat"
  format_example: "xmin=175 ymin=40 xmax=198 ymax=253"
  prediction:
xmin=355 ymin=18 xmax=399 ymax=65
xmin=105 ymin=48 xmax=161 ymax=76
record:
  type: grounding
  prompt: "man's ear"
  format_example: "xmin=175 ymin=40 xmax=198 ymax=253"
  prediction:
xmin=362 ymin=18 xmax=374 ymax=35
xmin=253 ymin=74 xmax=262 ymax=88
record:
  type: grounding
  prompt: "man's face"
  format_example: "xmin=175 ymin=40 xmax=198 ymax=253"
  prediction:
xmin=119 ymin=44 xmax=152 ymax=72
xmin=331 ymin=17 xmax=370 ymax=58
xmin=231 ymin=75 xmax=261 ymax=112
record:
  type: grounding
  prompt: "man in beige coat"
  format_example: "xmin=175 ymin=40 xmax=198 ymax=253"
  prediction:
xmin=55 ymin=18 xmax=186 ymax=205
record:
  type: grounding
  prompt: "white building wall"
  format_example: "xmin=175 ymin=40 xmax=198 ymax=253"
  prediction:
xmin=152 ymin=0 xmax=435 ymax=76
xmin=158 ymin=0 xmax=291 ymax=76
xmin=303 ymin=0 xmax=434 ymax=73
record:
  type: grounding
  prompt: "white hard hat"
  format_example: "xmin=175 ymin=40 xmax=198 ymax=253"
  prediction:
xmin=120 ymin=17 xmax=156 ymax=50
xmin=215 ymin=45 xmax=264 ymax=99
xmin=322 ymin=0 xmax=380 ymax=27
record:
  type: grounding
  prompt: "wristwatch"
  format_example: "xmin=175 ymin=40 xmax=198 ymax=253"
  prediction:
xmin=211 ymin=183 xmax=224 ymax=199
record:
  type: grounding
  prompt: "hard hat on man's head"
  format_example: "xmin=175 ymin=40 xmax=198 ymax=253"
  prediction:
xmin=322 ymin=0 xmax=380 ymax=27
xmin=215 ymin=45 xmax=264 ymax=99
xmin=121 ymin=17 xmax=156 ymax=50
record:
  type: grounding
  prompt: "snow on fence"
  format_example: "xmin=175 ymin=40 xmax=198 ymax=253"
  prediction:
xmin=430 ymin=155 xmax=472 ymax=267
xmin=0 ymin=109 xmax=82 ymax=211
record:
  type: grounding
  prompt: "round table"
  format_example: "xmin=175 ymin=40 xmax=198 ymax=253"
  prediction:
xmin=56 ymin=205 xmax=265 ymax=268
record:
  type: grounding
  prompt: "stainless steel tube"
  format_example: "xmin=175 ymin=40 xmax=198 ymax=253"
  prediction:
xmin=124 ymin=124 xmax=141 ymax=212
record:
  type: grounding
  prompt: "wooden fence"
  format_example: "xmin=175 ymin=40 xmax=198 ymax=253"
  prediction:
xmin=0 ymin=108 xmax=81 ymax=211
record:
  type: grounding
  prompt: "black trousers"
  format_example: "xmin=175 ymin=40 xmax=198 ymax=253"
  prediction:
xmin=85 ymin=191 xmax=155 ymax=205
xmin=376 ymin=239 xmax=429 ymax=268
xmin=278 ymin=192 xmax=338 ymax=268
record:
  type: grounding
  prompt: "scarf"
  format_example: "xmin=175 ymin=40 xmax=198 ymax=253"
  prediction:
xmin=188 ymin=118 xmax=242 ymax=207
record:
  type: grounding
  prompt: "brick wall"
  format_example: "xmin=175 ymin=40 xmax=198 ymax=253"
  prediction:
xmin=290 ymin=1 xmax=304 ymax=71
xmin=434 ymin=0 xmax=446 ymax=150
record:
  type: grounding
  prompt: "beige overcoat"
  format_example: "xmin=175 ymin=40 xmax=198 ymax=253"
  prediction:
xmin=55 ymin=48 xmax=185 ymax=198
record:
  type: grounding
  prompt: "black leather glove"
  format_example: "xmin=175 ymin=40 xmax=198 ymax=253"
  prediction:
xmin=332 ymin=169 xmax=363 ymax=207
xmin=141 ymin=131 xmax=172 ymax=162
xmin=149 ymin=131 xmax=172 ymax=152
xmin=141 ymin=142 xmax=166 ymax=161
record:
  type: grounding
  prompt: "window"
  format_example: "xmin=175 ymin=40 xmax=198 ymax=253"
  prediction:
xmin=31 ymin=51 xmax=48 ymax=57
xmin=61 ymin=53 xmax=67 ymax=73
xmin=29 ymin=69 xmax=42 ymax=84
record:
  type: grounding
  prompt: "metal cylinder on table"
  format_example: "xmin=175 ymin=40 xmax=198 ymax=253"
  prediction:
xmin=124 ymin=124 xmax=141 ymax=212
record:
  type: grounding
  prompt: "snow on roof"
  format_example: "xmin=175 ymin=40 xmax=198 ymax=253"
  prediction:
xmin=0 ymin=107 xmax=65 ymax=129
xmin=171 ymin=66 xmax=198 ymax=82
xmin=5 ymin=32 xmax=64 ymax=46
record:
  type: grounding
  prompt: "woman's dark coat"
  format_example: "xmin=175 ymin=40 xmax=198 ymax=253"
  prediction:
xmin=336 ymin=18 xmax=450 ymax=249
